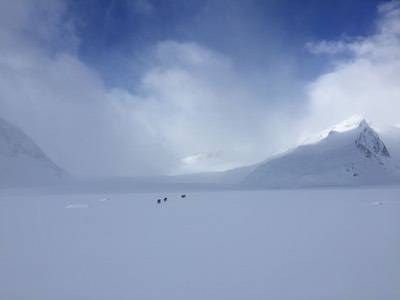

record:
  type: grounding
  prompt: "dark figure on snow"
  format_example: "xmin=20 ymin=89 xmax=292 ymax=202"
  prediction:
xmin=181 ymin=194 xmax=186 ymax=198
xmin=163 ymin=197 xmax=167 ymax=202
xmin=157 ymin=199 xmax=161 ymax=204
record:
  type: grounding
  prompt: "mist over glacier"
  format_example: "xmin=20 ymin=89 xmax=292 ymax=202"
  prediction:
xmin=0 ymin=1 xmax=399 ymax=177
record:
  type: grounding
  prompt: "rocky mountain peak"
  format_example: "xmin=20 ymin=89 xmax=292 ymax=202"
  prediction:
xmin=354 ymin=120 xmax=390 ymax=162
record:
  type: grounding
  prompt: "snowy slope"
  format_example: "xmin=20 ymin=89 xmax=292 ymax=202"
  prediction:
xmin=0 ymin=117 xmax=65 ymax=187
xmin=381 ymin=125 xmax=400 ymax=165
xmin=244 ymin=118 xmax=400 ymax=188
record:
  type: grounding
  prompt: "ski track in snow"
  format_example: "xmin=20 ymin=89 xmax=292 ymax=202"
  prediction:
xmin=65 ymin=203 xmax=89 ymax=209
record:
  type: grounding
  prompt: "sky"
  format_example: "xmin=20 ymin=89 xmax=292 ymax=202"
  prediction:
xmin=0 ymin=0 xmax=399 ymax=177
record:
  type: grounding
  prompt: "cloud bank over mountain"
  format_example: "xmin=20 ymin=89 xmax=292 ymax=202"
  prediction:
xmin=304 ymin=1 xmax=400 ymax=136
xmin=0 ymin=0 xmax=399 ymax=176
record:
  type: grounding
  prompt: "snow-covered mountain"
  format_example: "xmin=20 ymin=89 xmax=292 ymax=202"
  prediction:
xmin=243 ymin=118 xmax=400 ymax=188
xmin=0 ymin=117 xmax=65 ymax=187
xmin=381 ymin=125 xmax=400 ymax=164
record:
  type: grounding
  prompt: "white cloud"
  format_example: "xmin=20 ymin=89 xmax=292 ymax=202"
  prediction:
xmin=7 ymin=0 xmax=398 ymax=176
xmin=304 ymin=1 xmax=400 ymax=136
xmin=0 ymin=2 xmax=300 ymax=176
xmin=0 ymin=0 xmax=174 ymax=176
xmin=306 ymin=40 xmax=353 ymax=55
xmin=111 ymin=41 xmax=300 ymax=173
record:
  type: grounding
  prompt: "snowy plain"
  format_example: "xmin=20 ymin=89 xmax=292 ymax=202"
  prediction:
xmin=0 ymin=187 xmax=399 ymax=300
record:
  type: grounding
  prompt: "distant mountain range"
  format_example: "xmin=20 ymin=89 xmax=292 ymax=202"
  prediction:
xmin=1 ymin=116 xmax=400 ymax=188
xmin=0 ymin=117 xmax=65 ymax=187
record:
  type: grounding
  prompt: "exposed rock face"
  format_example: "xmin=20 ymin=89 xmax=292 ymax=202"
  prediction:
xmin=354 ymin=120 xmax=390 ymax=162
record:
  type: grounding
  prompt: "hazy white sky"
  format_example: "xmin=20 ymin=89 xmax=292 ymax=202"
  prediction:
xmin=0 ymin=0 xmax=399 ymax=176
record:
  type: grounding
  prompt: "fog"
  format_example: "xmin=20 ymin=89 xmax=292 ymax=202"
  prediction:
xmin=0 ymin=0 xmax=399 ymax=177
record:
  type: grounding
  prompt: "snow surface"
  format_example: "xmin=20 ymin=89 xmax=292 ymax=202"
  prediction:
xmin=0 ymin=187 xmax=399 ymax=300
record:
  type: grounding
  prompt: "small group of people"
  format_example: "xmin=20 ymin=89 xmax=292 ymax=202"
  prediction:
xmin=157 ymin=194 xmax=186 ymax=204
xmin=157 ymin=197 xmax=167 ymax=204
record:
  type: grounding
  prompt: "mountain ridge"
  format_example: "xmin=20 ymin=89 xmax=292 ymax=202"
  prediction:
xmin=242 ymin=118 xmax=400 ymax=188
xmin=0 ymin=117 xmax=66 ymax=187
